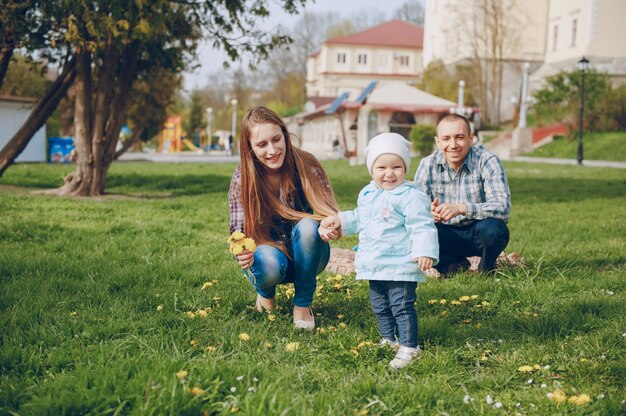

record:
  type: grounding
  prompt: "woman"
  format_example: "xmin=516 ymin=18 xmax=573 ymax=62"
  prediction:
xmin=228 ymin=107 xmax=339 ymax=330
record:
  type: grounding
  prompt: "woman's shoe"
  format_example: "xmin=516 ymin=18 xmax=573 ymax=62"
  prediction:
xmin=293 ymin=307 xmax=315 ymax=330
xmin=255 ymin=295 xmax=274 ymax=313
xmin=389 ymin=346 xmax=422 ymax=369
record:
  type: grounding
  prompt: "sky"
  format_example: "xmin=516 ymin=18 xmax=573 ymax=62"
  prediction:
xmin=183 ymin=0 xmax=421 ymax=92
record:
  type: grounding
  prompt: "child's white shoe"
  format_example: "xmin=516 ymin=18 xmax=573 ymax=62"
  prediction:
xmin=389 ymin=346 xmax=421 ymax=369
xmin=379 ymin=338 xmax=399 ymax=350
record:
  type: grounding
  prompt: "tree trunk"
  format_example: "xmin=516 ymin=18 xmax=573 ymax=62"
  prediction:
xmin=0 ymin=44 xmax=14 ymax=88
xmin=0 ymin=56 xmax=76 ymax=176
xmin=50 ymin=40 xmax=141 ymax=196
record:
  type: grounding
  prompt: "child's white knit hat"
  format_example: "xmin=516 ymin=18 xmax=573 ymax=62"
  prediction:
xmin=365 ymin=132 xmax=412 ymax=175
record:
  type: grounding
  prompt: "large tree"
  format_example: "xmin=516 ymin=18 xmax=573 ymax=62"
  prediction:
xmin=1 ymin=0 xmax=308 ymax=194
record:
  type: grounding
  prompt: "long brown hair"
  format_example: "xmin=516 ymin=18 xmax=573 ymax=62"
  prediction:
xmin=239 ymin=107 xmax=337 ymax=252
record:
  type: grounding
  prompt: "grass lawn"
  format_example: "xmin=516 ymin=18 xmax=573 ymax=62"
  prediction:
xmin=1 ymin=159 xmax=625 ymax=415
xmin=526 ymin=131 xmax=626 ymax=161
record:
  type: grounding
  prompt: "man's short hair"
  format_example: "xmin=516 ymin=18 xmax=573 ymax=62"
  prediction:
xmin=436 ymin=113 xmax=472 ymax=136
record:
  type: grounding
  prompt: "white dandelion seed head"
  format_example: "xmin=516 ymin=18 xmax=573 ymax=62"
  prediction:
xmin=541 ymin=383 xmax=547 ymax=388
xmin=494 ymin=402 xmax=502 ymax=409
xmin=597 ymin=394 xmax=605 ymax=399
xmin=230 ymin=387 xmax=236 ymax=393
xmin=236 ymin=376 xmax=244 ymax=382
xmin=527 ymin=378 xmax=533 ymax=384
xmin=486 ymin=395 xmax=494 ymax=405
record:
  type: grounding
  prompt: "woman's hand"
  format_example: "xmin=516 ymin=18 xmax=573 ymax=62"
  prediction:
xmin=236 ymin=250 xmax=254 ymax=269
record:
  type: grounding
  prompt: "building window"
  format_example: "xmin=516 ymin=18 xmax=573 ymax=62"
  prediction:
xmin=552 ymin=24 xmax=558 ymax=51
xmin=379 ymin=54 xmax=388 ymax=67
xmin=357 ymin=54 xmax=368 ymax=65
xmin=570 ymin=19 xmax=577 ymax=46
xmin=399 ymin=55 xmax=410 ymax=66
xmin=337 ymin=53 xmax=346 ymax=64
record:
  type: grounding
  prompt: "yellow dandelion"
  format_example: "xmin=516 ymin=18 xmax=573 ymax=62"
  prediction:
xmin=462 ymin=319 xmax=472 ymax=324
xmin=201 ymin=281 xmax=214 ymax=290
xmin=203 ymin=306 xmax=212 ymax=313
xmin=69 ymin=311 xmax=78 ymax=317
xmin=243 ymin=237 xmax=256 ymax=252
xmin=176 ymin=370 xmax=188 ymax=379
xmin=262 ymin=342 xmax=272 ymax=349
xmin=239 ymin=333 xmax=250 ymax=342
xmin=439 ymin=299 xmax=447 ymax=305
xmin=227 ymin=231 xmax=245 ymax=243
xmin=481 ymin=301 xmax=490 ymax=306
xmin=548 ymin=389 xmax=567 ymax=404
xmin=156 ymin=304 xmax=164 ymax=311
xmin=268 ymin=314 xmax=276 ymax=322
xmin=190 ymin=339 xmax=198 ymax=347
xmin=357 ymin=341 xmax=374 ymax=349
xmin=229 ymin=243 xmax=244 ymax=255
xmin=186 ymin=311 xmax=196 ymax=319
xmin=459 ymin=296 xmax=470 ymax=302
xmin=206 ymin=346 xmax=216 ymax=352
xmin=285 ymin=288 xmax=295 ymax=298
xmin=428 ymin=299 xmax=437 ymax=305
xmin=328 ymin=325 xmax=337 ymax=331
xmin=480 ymin=355 xmax=489 ymax=361
xmin=317 ymin=327 xmax=326 ymax=334
xmin=451 ymin=300 xmax=461 ymax=305
xmin=533 ymin=364 xmax=541 ymax=370
xmin=338 ymin=322 xmax=347 ymax=329
xmin=568 ymin=394 xmax=591 ymax=406
xmin=337 ymin=314 xmax=345 ymax=319
xmin=579 ymin=358 xmax=588 ymax=363
xmin=196 ymin=309 xmax=208 ymax=318
xmin=285 ymin=342 xmax=300 ymax=352
xmin=350 ymin=349 xmax=359 ymax=356
xmin=518 ymin=365 xmax=534 ymax=373
xmin=230 ymin=405 xmax=239 ymax=413
xmin=188 ymin=386 xmax=204 ymax=396
xmin=470 ymin=295 xmax=479 ymax=300
xmin=355 ymin=410 xmax=368 ymax=416
xmin=475 ymin=323 xmax=482 ymax=329
xmin=440 ymin=311 xmax=449 ymax=317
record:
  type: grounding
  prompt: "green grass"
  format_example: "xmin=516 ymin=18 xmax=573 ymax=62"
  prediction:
xmin=526 ymin=131 xmax=626 ymax=161
xmin=1 ymin=160 xmax=625 ymax=415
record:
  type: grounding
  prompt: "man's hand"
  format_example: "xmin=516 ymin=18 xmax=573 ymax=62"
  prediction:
xmin=319 ymin=215 xmax=341 ymax=242
xmin=431 ymin=198 xmax=466 ymax=222
xmin=414 ymin=256 xmax=434 ymax=271
xmin=236 ymin=250 xmax=254 ymax=269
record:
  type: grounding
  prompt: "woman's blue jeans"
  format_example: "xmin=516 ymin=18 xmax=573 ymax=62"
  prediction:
xmin=369 ymin=280 xmax=418 ymax=348
xmin=246 ymin=218 xmax=330 ymax=307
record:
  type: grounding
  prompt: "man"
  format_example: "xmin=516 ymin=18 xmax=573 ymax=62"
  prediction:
xmin=414 ymin=113 xmax=511 ymax=276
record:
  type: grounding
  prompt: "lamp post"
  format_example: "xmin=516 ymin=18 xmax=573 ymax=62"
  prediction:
xmin=577 ymin=56 xmax=589 ymax=166
xmin=230 ymin=98 xmax=238 ymax=155
xmin=206 ymin=107 xmax=213 ymax=150
xmin=457 ymin=80 xmax=465 ymax=114
xmin=518 ymin=62 xmax=530 ymax=128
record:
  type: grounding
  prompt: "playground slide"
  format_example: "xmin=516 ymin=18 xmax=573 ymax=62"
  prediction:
xmin=182 ymin=139 xmax=203 ymax=154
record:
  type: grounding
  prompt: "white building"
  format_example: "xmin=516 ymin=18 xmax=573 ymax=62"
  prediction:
xmin=0 ymin=96 xmax=47 ymax=162
xmin=306 ymin=20 xmax=424 ymax=99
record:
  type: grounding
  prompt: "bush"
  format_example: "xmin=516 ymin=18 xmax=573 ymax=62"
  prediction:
xmin=409 ymin=124 xmax=436 ymax=157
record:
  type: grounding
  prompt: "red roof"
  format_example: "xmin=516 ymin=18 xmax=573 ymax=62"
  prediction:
xmin=325 ymin=20 xmax=423 ymax=49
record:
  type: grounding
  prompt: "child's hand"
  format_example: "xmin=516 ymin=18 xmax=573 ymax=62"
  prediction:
xmin=414 ymin=256 xmax=433 ymax=271
xmin=319 ymin=215 xmax=341 ymax=242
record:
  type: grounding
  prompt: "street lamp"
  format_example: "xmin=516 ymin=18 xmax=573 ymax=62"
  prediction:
xmin=230 ymin=98 xmax=238 ymax=155
xmin=206 ymin=107 xmax=213 ymax=150
xmin=577 ymin=56 xmax=589 ymax=166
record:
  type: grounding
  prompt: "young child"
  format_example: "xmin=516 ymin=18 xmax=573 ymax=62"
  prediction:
xmin=320 ymin=132 xmax=439 ymax=369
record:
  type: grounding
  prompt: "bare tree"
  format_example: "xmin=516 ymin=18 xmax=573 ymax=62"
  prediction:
xmin=393 ymin=0 xmax=425 ymax=25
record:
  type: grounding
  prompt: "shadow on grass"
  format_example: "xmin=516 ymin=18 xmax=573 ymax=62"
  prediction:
xmin=105 ymin=172 xmax=231 ymax=197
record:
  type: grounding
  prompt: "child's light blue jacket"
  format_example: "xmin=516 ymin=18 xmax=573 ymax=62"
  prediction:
xmin=340 ymin=181 xmax=439 ymax=282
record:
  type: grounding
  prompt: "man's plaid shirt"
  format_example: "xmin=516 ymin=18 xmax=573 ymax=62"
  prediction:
xmin=228 ymin=164 xmax=334 ymax=235
xmin=414 ymin=145 xmax=511 ymax=226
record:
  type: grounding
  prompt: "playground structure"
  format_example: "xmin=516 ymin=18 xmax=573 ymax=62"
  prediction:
xmin=157 ymin=115 xmax=208 ymax=154
xmin=157 ymin=115 xmax=234 ymax=154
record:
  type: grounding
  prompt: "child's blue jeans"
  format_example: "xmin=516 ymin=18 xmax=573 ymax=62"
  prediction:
xmin=247 ymin=218 xmax=329 ymax=307
xmin=369 ymin=280 xmax=418 ymax=348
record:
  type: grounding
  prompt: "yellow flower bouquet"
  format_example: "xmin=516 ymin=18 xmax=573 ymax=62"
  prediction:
xmin=227 ymin=231 xmax=257 ymax=255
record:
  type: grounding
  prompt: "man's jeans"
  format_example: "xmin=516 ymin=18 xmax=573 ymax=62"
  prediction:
xmin=369 ymin=280 xmax=418 ymax=348
xmin=436 ymin=218 xmax=510 ymax=274
xmin=247 ymin=218 xmax=329 ymax=307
